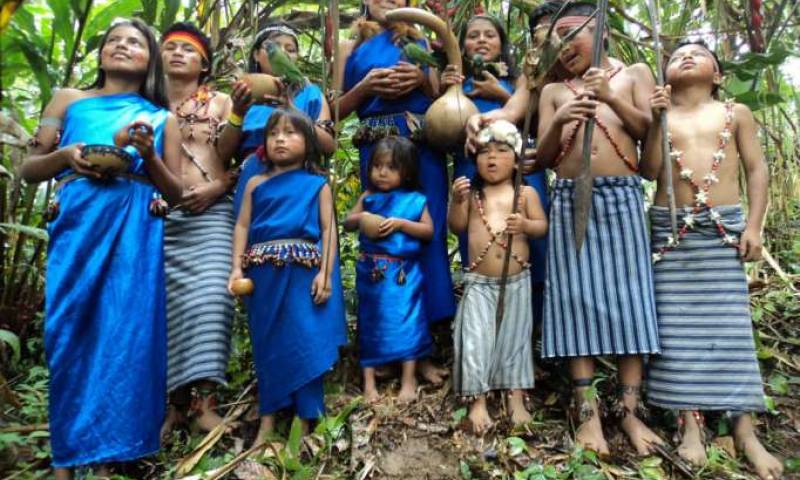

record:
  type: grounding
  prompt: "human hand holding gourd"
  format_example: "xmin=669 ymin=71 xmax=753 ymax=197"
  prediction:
xmin=227 ymin=268 xmax=244 ymax=295
xmin=230 ymin=80 xmax=254 ymax=116
xmin=440 ymin=64 xmax=464 ymax=88
xmin=116 ymin=120 xmax=155 ymax=161
xmin=60 ymin=143 xmax=104 ymax=179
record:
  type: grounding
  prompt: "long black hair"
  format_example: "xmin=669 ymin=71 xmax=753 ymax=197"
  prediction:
xmin=262 ymin=109 xmax=324 ymax=173
xmin=248 ymin=22 xmax=300 ymax=73
xmin=459 ymin=15 xmax=518 ymax=80
xmin=367 ymin=136 xmax=421 ymax=191
xmin=90 ymin=18 xmax=167 ymax=108
xmin=161 ymin=22 xmax=213 ymax=84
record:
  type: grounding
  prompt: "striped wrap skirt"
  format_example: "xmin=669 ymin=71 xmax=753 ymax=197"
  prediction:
xmin=453 ymin=270 xmax=535 ymax=396
xmin=647 ymin=205 xmax=765 ymax=412
xmin=165 ymin=199 xmax=235 ymax=392
xmin=542 ymin=176 xmax=660 ymax=358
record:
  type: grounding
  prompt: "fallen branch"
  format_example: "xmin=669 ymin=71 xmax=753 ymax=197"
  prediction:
xmin=0 ymin=423 xmax=48 ymax=434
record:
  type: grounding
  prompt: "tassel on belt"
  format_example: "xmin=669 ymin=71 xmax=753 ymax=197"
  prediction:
xmin=243 ymin=238 xmax=321 ymax=269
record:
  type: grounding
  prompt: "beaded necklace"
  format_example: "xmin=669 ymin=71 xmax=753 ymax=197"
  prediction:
xmin=652 ymin=101 xmax=736 ymax=263
xmin=554 ymin=66 xmax=638 ymax=173
xmin=467 ymin=191 xmax=531 ymax=272
xmin=175 ymin=85 xmax=221 ymax=145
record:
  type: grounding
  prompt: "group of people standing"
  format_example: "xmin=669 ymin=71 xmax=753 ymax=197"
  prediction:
xmin=19 ymin=0 xmax=784 ymax=479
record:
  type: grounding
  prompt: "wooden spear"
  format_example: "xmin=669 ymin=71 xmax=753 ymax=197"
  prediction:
xmin=572 ymin=0 xmax=609 ymax=251
xmin=646 ymin=0 xmax=678 ymax=238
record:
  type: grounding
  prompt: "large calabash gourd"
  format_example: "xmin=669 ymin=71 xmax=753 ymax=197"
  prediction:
xmin=385 ymin=8 xmax=478 ymax=149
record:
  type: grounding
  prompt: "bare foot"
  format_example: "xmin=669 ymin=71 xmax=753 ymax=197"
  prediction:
xmin=54 ymin=468 xmax=73 ymax=480
xmin=364 ymin=386 xmax=381 ymax=404
xmin=735 ymin=416 xmax=784 ymax=480
xmin=676 ymin=411 xmax=707 ymax=467
xmin=93 ymin=465 xmax=112 ymax=479
xmin=507 ymin=390 xmax=532 ymax=425
xmin=573 ymin=396 xmax=610 ymax=456
xmin=397 ymin=380 xmax=418 ymax=404
xmin=417 ymin=358 xmax=448 ymax=385
xmin=620 ymin=414 xmax=665 ymax=456
xmin=194 ymin=407 xmax=225 ymax=432
xmin=252 ymin=415 xmax=275 ymax=449
xmin=468 ymin=396 xmax=493 ymax=435
xmin=160 ymin=404 xmax=184 ymax=442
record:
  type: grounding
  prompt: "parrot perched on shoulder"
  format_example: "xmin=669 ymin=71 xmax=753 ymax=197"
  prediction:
xmin=266 ymin=42 xmax=306 ymax=90
xmin=402 ymin=42 xmax=441 ymax=70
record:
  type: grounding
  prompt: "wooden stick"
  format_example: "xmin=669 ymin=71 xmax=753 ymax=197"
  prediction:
xmin=321 ymin=0 xmax=340 ymax=292
xmin=646 ymin=0 xmax=678 ymax=238
xmin=573 ymin=0 xmax=609 ymax=251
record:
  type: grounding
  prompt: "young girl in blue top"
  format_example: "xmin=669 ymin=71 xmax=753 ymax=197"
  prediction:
xmin=228 ymin=109 xmax=346 ymax=444
xmin=345 ymin=136 xmax=434 ymax=404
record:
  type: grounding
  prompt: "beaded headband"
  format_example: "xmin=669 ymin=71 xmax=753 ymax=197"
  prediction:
xmin=476 ymin=120 xmax=523 ymax=153
xmin=162 ymin=31 xmax=209 ymax=60
xmin=258 ymin=25 xmax=299 ymax=42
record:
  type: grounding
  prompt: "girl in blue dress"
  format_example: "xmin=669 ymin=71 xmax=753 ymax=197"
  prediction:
xmin=344 ymin=137 xmax=434 ymax=404
xmin=20 ymin=18 xmax=182 ymax=479
xmin=228 ymin=109 xmax=346 ymax=444
xmin=337 ymin=0 xmax=455 ymax=333
xmin=442 ymin=15 xmax=550 ymax=319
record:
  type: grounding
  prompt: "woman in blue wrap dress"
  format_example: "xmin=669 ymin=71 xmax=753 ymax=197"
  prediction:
xmin=223 ymin=22 xmax=336 ymax=219
xmin=228 ymin=110 xmax=346 ymax=444
xmin=444 ymin=15 xmax=550 ymax=319
xmin=344 ymin=137 xmax=433 ymax=403
xmin=337 ymin=0 xmax=456 ymax=327
xmin=20 ymin=19 xmax=182 ymax=478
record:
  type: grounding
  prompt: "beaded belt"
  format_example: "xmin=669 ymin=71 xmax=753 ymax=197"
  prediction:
xmin=359 ymin=252 xmax=408 ymax=285
xmin=352 ymin=112 xmax=425 ymax=147
xmin=243 ymin=238 xmax=321 ymax=269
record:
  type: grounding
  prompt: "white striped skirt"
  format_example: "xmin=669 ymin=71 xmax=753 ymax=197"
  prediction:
xmin=453 ymin=270 xmax=535 ymax=396
xmin=646 ymin=205 xmax=765 ymax=412
xmin=542 ymin=176 xmax=660 ymax=358
xmin=165 ymin=200 xmax=235 ymax=392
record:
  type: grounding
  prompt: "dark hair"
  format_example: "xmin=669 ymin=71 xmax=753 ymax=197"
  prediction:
xmin=362 ymin=0 xmax=410 ymax=20
xmin=90 ymin=18 xmax=167 ymax=108
xmin=470 ymin=142 xmax=520 ymax=196
xmin=248 ymin=22 xmax=300 ymax=73
xmin=560 ymin=1 xmax=609 ymax=50
xmin=367 ymin=136 xmax=421 ymax=191
xmin=262 ymin=109 xmax=323 ymax=173
xmin=459 ymin=15 xmax=518 ymax=80
xmin=528 ymin=1 xmax=563 ymax=37
xmin=161 ymin=22 xmax=213 ymax=84
xmin=666 ymin=39 xmax=724 ymax=97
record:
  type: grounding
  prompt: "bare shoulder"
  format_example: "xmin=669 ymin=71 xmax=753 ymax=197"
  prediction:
xmin=339 ymin=39 xmax=356 ymax=59
xmin=623 ymin=62 xmax=654 ymax=82
xmin=732 ymin=102 xmax=755 ymax=123
xmin=540 ymin=82 xmax=566 ymax=101
xmin=45 ymin=88 xmax=92 ymax=117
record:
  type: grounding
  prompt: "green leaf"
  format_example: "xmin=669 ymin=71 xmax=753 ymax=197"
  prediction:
xmin=287 ymin=416 xmax=303 ymax=458
xmin=786 ymin=457 xmax=800 ymax=472
xmin=46 ymin=0 xmax=75 ymax=56
xmin=767 ymin=374 xmax=790 ymax=395
xmin=159 ymin=0 xmax=181 ymax=32
xmin=459 ymin=460 xmax=473 ymax=480
xmin=506 ymin=436 xmax=528 ymax=456
xmin=763 ymin=395 xmax=778 ymax=414
xmin=84 ymin=0 xmax=141 ymax=44
xmin=452 ymin=407 xmax=467 ymax=424
xmin=0 ymin=222 xmax=49 ymax=241
xmin=0 ymin=329 xmax=21 ymax=364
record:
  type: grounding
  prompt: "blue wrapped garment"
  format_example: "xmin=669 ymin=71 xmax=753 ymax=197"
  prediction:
xmin=344 ymin=30 xmax=455 ymax=322
xmin=356 ymin=190 xmax=432 ymax=367
xmin=242 ymin=169 xmax=346 ymax=415
xmin=45 ymin=93 xmax=169 ymax=467
xmin=233 ymin=83 xmax=325 ymax=220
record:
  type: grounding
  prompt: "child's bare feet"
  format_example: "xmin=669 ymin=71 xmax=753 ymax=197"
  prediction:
xmin=507 ymin=390 xmax=532 ymax=425
xmin=252 ymin=415 xmax=275 ymax=449
xmin=417 ymin=358 xmax=448 ymax=385
xmin=734 ymin=415 xmax=784 ymax=480
xmin=468 ymin=396 xmax=493 ymax=435
xmin=397 ymin=360 xmax=418 ymax=403
xmin=573 ymin=394 xmax=610 ymax=456
xmin=190 ymin=384 xmax=224 ymax=432
xmin=363 ymin=367 xmax=381 ymax=404
xmin=160 ymin=404 xmax=184 ymax=442
xmin=676 ymin=411 xmax=707 ymax=467
xmin=620 ymin=413 xmax=664 ymax=456
xmin=364 ymin=386 xmax=381 ymax=404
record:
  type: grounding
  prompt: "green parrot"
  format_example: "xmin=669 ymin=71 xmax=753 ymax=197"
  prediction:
xmin=266 ymin=42 xmax=306 ymax=90
xmin=402 ymin=42 xmax=441 ymax=70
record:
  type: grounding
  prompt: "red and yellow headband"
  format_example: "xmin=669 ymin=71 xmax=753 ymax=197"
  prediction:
xmin=162 ymin=31 xmax=208 ymax=60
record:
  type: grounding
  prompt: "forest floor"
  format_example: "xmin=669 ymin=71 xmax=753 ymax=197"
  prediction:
xmin=1 ymin=279 xmax=799 ymax=479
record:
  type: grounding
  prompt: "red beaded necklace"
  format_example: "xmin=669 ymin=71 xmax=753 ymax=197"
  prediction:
xmin=554 ymin=66 xmax=639 ymax=173
xmin=175 ymin=85 xmax=220 ymax=145
xmin=467 ymin=192 xmax=531 ymax=272
xmin=652 ymin=101 xmax=736 ymax=263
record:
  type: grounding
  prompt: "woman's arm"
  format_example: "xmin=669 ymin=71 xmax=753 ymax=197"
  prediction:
xmin=315 ymin=95 xmax=336 ymax=155
xmin=313 ymin=183 xmax=337 ymax=304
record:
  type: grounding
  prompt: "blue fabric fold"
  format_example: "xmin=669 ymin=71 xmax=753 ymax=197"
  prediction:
xmin=45 ymin=93 xmax=169 ymax=467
